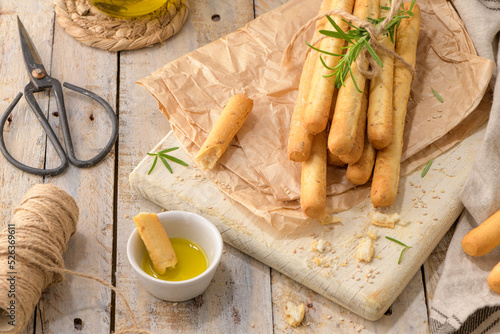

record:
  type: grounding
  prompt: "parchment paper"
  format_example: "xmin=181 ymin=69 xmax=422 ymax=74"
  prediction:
xmin=138 ymin=0 xmax=494 ymax=231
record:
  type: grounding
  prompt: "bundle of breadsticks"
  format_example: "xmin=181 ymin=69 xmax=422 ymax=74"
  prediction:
xmin=288 ymin=0 xmax=421 ymax=218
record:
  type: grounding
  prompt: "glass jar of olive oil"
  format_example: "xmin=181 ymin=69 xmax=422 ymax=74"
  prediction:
xmin=88 ymin=0 xmax=168 ymax=18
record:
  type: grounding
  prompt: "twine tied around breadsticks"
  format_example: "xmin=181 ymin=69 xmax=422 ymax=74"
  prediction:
xmin=281 ymin=0 xmax=416 ymax=79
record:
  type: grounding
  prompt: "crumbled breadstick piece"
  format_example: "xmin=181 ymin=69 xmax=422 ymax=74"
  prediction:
xmin=367 ymin=230 xmax=378 ymax=240
xmin=371 ymin=212 xmax=400 ymax=228
xmin=311 ymin=239 xmax=326 ymax=253
xmin=319 ymin=215 xmax=342 ymax=225
xmin=356 ymin=237 xmax=375 ymax=262
xmin=285 ymin=302 xmax=305 ymax=327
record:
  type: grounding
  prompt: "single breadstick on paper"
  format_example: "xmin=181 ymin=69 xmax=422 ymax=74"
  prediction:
xmin=196 ymin=94 xmax=253 ymax=170
xmin=303 ymin=0 xmax=355 ymax=135
xmin=367 ymin=0 xmax=395 ymax=150
xmin=327 ymin=0 xmax=380 ymax=155
xmin=328 ymin=150 xmax=346 ymax=166
xmin=346 ymin=135 xmax=376 ymax=185
xmin=488 ymin=261 xmax=500 ymax=294
xmin=338 ymin=83 xmax=369 ymax=164
xmin=371 ymin=3 xmax=421 ymax=207
xmin=301 ymin=131 xmax=327 ymax=218
xmin=462 ymin=209 xmax=500 ymax=257
xmin=133 ymin=213 xmax=177 ymax=275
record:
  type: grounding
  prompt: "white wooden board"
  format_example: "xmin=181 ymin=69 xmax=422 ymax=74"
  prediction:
xmin=129 ymin=123 xmax=485 ymax=321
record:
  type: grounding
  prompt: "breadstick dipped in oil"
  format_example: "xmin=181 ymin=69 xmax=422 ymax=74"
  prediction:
xmin=462 ymin=209 xmax=500 ymax=257
xmin=367 ymin=0 xmax=395 ymax=150
xmin=301 ymin=131 xmax=327 ymax=218
xmin=133 ymin=213 xmax=177 ymax=275
xmin=288 ymin=0 xmax=332 ymax=162
xmin=371 ymin=2 xmax=421 ymax=207
xmin=338 ymin=82 xmax=369 ymax=164
xmin=328 ymin=0 xmax=380 ymax=155
xmin=196 ymin=94 xmax=253 ymax=170
xmin=304 ymin=0 xmax=355 ymax=135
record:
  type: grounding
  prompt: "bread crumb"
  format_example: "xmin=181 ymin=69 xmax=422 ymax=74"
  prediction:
xmin=319 ymin=215 xmax=342 ymax=225
xmin=313 ymin=257 xmax=322 ymax=266
xmin=311 ymin=239 xmax=326 ymax=253
xmin=356 ymin=237 xmax=374 ymax=262
xmin=367 ymin=230 xmax=378 ymax=240
xmin=371 ymin=212 xmax=400 ymax=228
xmin=251 ymin=323 xmax=255 ymax=328
xmin=285 ymin=302 xmax=305 ymax=327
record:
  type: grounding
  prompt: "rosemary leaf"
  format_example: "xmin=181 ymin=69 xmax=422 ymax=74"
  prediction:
xmin=148 ymin=155 xmax=158 ymax=175
xmin=161 ymin=153 xmax=189 ymax=166
xmin=385 ymin=236 xmax=412 ymax=265
xmin=431 ymin=87 xmax=444 ymax=103
xmin=158 ymin=155 xmax=173 ymax=174
xmin=421 ymin=159 xmax=433 ymax=178
xmin=158 ymin=147 xmax=179 ymax=154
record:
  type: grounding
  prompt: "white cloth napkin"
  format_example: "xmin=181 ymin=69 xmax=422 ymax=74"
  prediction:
xmin=429 ymin=1 xmax=500 ymax=333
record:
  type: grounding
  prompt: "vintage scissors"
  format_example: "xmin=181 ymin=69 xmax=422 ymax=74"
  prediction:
xmin=0 ymin=17 xmax=118 ymax=176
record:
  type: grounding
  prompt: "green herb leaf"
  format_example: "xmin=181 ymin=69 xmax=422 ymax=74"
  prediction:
xmin=147 ymin=147 xmax=187 ymax=175
xmin=160 ymin=153 xmax=189 ymax=166
xmin=421 ymin=159 xmax=433 ymax=178
xmin=385 ymin=236 xmax=411 ymax=265
xmin=148 ymin=155 xmax=158 ymax=175
xmin=431 ymin=87 xmax=444 ymax=103
xmin=158 ymin=155 xmax=173 ymax=174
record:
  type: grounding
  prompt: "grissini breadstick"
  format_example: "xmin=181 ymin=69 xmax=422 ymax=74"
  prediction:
xmin=301 ymin=131 xmax=327 ymax=218
xmin=367 ymin=0 xmax=394 ymax=150
xmin=462 ymin=209 xmax=500 ymax=257
xmin=196 ymin=94 xmax=253 ymax=170
xmin=328 ymin=150 xmax=346 ymax=166
xmin=304 ymin=0 xmax=355 ymax=135
xmin=488 ymin=261 xmax=500 ymax=294
xmin=338 ymin=83 xmax=369 ymax=164
xmin=328 ymin=0 xmax=379 ymax=155
xmin=288 ymin=0 xmax=333 ymax=162
xmin=371 ymin=2 xmax=420 ymax=207
xmin=133 ymin=213 xmax=177 ymax=275
xmin=346 ymin=135 xmax=376 ymax=185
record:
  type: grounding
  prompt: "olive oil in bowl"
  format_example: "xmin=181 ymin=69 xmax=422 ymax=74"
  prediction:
xmin=89 ymin=0 xmax=169 ymax=18
xmin=142 ymin=238 xmax=208 ymax=281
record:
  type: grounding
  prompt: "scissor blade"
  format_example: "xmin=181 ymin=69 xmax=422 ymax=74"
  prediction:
xmin=17 ymin=16 xmax=46 ymax=75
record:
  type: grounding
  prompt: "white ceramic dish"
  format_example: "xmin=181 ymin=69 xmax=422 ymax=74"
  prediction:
xmin=127 ymin=211 xmax=223 ymax=301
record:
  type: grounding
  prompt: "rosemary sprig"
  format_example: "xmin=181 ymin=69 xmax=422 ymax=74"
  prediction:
xmin=385 ymin=236 xmax=411 ymax=264
xmin=309 ymin=0 xmax=416 ymax=90
xmin=431 ymin=87 xmax=444 ymax=103
xmin=421 ymin=159 xmax=433 ymax=178
xmin=147 ymin=147 xmax=188 ymax=175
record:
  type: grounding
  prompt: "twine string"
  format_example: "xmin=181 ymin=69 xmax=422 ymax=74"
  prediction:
xmin=0 ymin=184 xmax=153 ymax=334
xmin=281 ymin=0 xmax=416 ymax=78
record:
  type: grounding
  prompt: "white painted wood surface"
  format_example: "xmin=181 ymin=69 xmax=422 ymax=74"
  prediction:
xmin=0 ymin=0 xmax=485 ymax=332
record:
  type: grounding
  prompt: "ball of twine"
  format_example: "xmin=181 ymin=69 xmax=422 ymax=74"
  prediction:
xmin=0 ymin=184 xmax=152 ymax=334
xmin=53 ymin=0 xmax=189 ymax=52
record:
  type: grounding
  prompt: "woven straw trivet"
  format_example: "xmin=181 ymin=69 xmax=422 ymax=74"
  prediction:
xmin=53 ymin=0 xmax=189 ymax=52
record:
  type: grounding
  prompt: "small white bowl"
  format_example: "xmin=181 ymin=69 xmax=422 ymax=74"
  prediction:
xmin=127 ymin=211 xmax=223 ymax=302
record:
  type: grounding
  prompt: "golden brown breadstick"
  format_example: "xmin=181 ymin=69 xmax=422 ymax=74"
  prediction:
xmin=367 ymin=0 xmax=394 ymax=150
xmin=304 ymin=0 xmax=355 ymax=135
xmin=328 ymin=150 xmax=346 ymax=166
xmin=133 ymin=213 xmax=177 ymax=275
xmin=196 ymin=94 xmax=253 ymax=170
xmin=301 ymin=131 xmax=327 ymax=218
xmin=338 ymin=83 xmax=369 ymax=164
xmin=488 ymin=261 xmax=500 ymax=294
xmin=346 ymin=135 xmax=376 ymax=185
xmin=288 ymin=0 xmax=333 ymax=162
xmin=288 ymin=52 xmax=316 ymax=161
xmin=371 ymin=2 xmax=421 ymax=207
xmin=462 ymin=209 xmax=500 ymax=257
xmin=328 ymin=0 xmax=379 ymax=155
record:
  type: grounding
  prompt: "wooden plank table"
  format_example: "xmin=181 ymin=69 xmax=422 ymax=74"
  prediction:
xmin=0 ymin=0 xmax=461 ymax=332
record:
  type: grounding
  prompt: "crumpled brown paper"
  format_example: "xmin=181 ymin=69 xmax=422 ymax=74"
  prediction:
xmin=138 ymin=0 xmax=494 ymax=231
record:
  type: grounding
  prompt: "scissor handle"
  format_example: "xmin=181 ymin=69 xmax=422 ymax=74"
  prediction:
xmin=54 ymin=81 xmax=118 ymax=168
xmin=0 ymin=87 xmax=69 ymax=176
